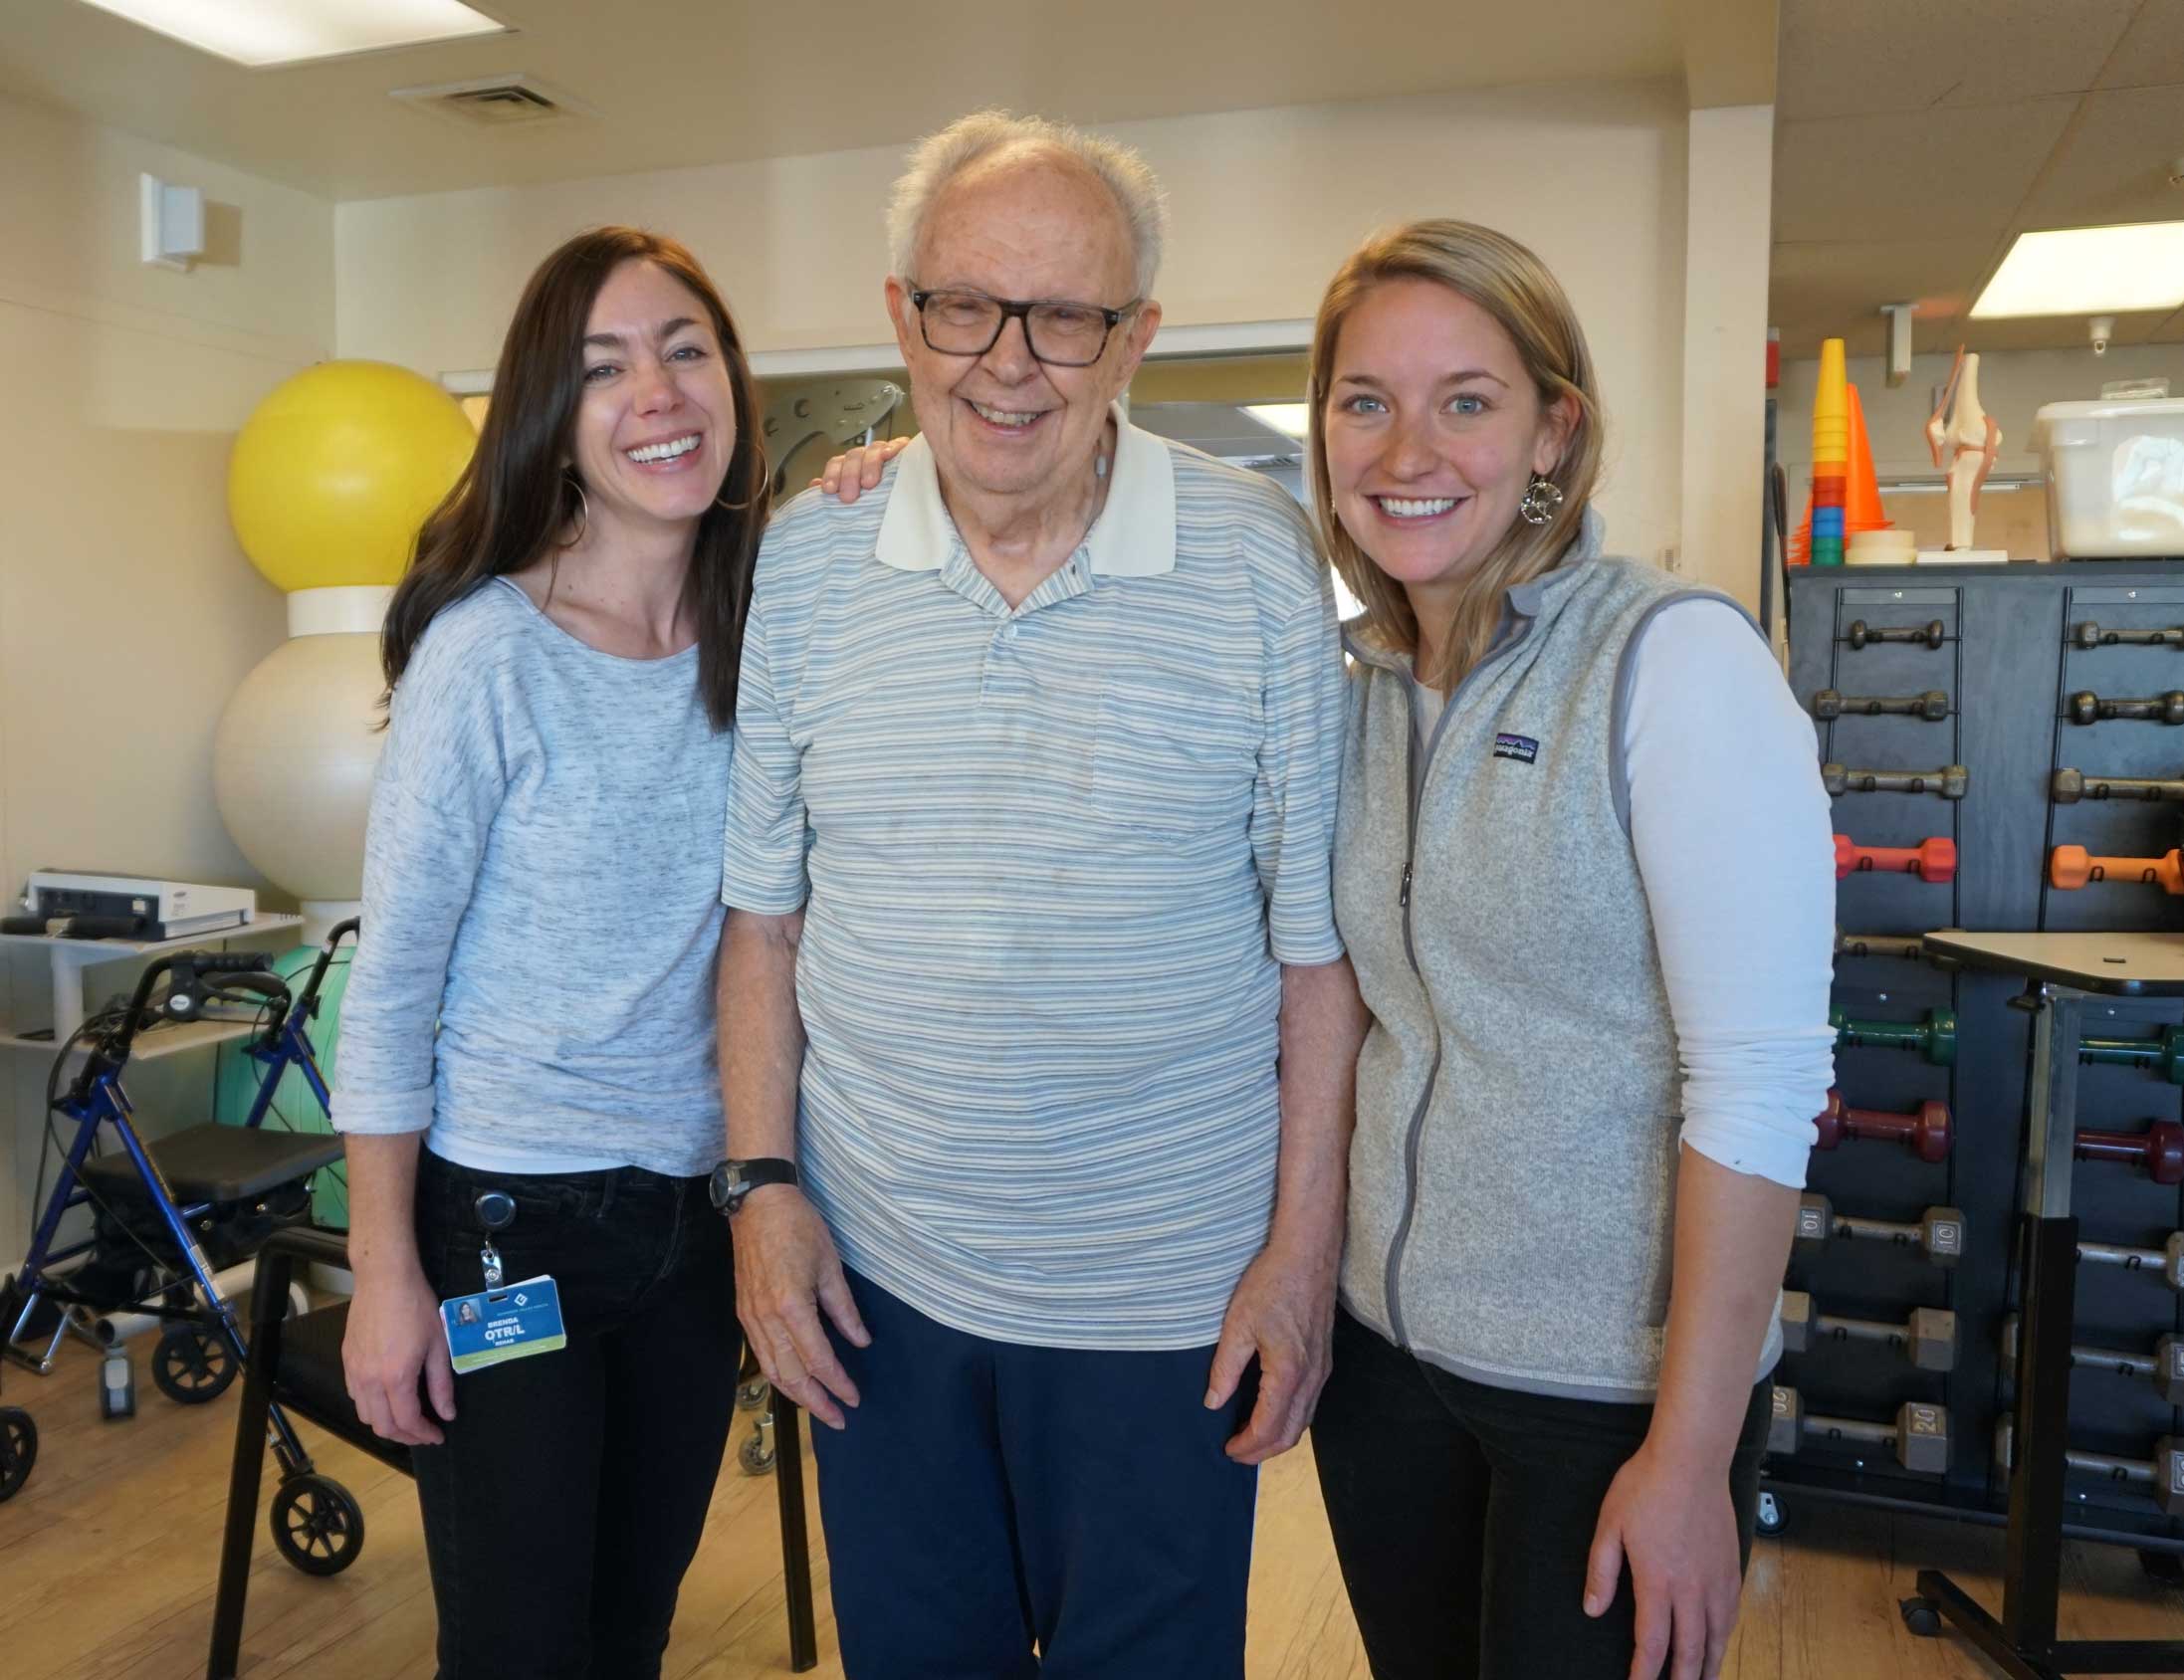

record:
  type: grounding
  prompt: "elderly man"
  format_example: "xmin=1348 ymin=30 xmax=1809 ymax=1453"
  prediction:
xmin=716 ymin=111 xmax=1358 ymax=1678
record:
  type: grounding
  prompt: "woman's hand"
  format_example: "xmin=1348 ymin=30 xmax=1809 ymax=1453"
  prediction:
xmin=812 ymin=435 xmax=913 ymax=503
xmin=343 ymin=1260 xmax=456 ymax=1447
xmin=1584 ymin=1439 xmax=1744 ymax=1680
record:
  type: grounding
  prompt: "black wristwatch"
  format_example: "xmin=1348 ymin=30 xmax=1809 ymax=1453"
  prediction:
xmin=709 ymin=1157 xmax=798 ymax=1217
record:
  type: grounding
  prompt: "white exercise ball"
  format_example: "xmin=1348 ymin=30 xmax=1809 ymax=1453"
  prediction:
xmin=214 ymin=630 xmax=386 ymax=917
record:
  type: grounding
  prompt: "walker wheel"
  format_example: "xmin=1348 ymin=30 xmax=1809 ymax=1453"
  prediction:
xmin=271 ymin=1473 xmax=364 ymax=1575
xmin=151 ymin=1325 xmax=237 ymax=1404
xmin=1754 ymin=1490 xmax=1786 ymax=1538
xmin=1899 ymin=1596 xmax=1942 ymax=1637
xmin=2142 ymin=1550 xmax=2184 ymax=1587
xmin=739 ymin=1428 xmax=777 ymax=1476
xmin=737 ymin=1378 xmax=770 ymax=1412
xmin=0 ymin=1407 xmax=37 ymax=1502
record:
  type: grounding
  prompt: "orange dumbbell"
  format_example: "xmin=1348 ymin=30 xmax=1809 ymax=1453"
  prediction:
xmin=2050 ymin=846 xmax=2184 ymax=894
xmin=1834 ymin=834 xmax=1957 ymax=884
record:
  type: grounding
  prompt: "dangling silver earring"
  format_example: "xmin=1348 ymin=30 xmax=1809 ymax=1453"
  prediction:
xmin=561 ymin=473 xmax=589 ymax=545
xmin=1519 ymin=473 xmax=1564 ymax=526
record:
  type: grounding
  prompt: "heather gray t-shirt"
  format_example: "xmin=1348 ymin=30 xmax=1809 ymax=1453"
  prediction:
xmin=333 ymin=578 xmax=731 ymax=1178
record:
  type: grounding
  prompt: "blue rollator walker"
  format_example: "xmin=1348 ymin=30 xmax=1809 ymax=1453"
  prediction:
xmin=0 ymin=921 xmax=364 ymax=1570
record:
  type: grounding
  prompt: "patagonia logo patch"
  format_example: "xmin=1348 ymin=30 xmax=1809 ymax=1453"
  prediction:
xmin=1492 ymin=733 xmax=1540 ymax=764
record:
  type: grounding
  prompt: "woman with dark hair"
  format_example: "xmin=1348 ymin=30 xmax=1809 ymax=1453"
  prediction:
xmin=334 ymin=226 xmax=767 ymax=1679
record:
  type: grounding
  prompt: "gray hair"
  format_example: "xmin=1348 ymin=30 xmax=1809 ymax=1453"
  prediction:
xmin=886 ymin=110 xmax=1168 ymax=299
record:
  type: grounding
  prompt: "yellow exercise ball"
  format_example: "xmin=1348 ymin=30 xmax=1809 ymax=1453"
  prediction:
xmin=228 ymin=360 xmax=476 ymax=592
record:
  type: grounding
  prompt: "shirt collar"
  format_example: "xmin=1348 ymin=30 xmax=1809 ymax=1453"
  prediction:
xmin=874 ymin=401 xmax=1177 ymax=577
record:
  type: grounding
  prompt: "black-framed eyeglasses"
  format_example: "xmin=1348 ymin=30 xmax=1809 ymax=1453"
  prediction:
xmin=908 ymin=286 xmax=1140 ymax=368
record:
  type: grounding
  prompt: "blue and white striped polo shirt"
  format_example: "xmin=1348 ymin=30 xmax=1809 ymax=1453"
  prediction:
xmin=720 ymin=414 xmax=1345 ymax=1350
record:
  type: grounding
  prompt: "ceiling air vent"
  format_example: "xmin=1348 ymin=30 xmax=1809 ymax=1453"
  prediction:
xmin=391 ymin=74 xmax=589 ymax=130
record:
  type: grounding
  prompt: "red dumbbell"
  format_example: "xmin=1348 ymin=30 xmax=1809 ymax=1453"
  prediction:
xmin=1834 ymin=834 xmax=1957 ymax=884
xmin=2075 ymin=1121 xmax=2184 ymax=1185
xmin=2050 ymin=846 xmax=2184 ymax=894
xmin=1813 ymin=1090 xmax=1953 ymax=1162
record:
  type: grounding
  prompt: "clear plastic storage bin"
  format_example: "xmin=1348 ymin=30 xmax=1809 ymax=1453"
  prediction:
xmin=2034 ymin=397 xmax=2184 ymax=558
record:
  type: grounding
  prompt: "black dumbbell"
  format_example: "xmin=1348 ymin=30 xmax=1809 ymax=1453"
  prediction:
xmin=1995 ymin=1418 xmax=2184 ymax=1515
xmin=2052 ymin=767 xmax=2184 ymax=804
xmin=1769 ymin=1385 xmax=1948 ymax=1474
xmin=2067 ymin=691 xmax=2184 ymax=727
xmin=2079 ymin=1230 xmax=2184 ymax=1291
xmin=2073 ymin=622 xmax=2184 ymax=651
xmin=1781 ymin=1292 xmax=1955 ymax=1370
xmin=1813 ymin=690 xmax=1950 ymax=722
xmin=2000 ymin=1315 xmax=2184 ymax=1403
xmin=1847 ymin=620 xmax=1947 ymax=651
xmin=1794 ymin=1194 xmax=1964 ymax=1267
xmin=1822 ymin=763 xmax=1969 ymax=799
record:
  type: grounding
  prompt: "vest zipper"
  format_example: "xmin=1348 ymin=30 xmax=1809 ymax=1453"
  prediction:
xmin=1380 ymin=622 xmax=1538 ymax=1349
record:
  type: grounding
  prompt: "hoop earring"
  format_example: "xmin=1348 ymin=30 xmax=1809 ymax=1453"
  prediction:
xmin=560 ymin=473 xmax=589 ymax=546
xmin=1519 ymin=473 xmax=1565 ymax=526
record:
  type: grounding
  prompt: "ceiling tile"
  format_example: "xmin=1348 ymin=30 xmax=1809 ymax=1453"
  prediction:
xmin=1770 ymin=237 xmax=1995 ymax=355
xmin=2015 ymin=83 xmax=2184 ymax=227
xmin=2099 ymin=0 xmax=2184 ymax=89
xmin=1778 ymin=0 xmax=2138 ymax=120
xmin=1774 ymin=101 xmax=2077 ymax=243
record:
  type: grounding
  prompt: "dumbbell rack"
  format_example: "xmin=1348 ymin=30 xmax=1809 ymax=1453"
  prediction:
xmin=1778 ymin=564 xmax=2184 ymax=1564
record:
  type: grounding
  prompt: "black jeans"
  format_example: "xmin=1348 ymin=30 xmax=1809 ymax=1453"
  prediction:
xmin=410 ymin=1150 xmax=739 ymax=1680
xmin=1311 ymin=1306 xmax=1771 ymax=1680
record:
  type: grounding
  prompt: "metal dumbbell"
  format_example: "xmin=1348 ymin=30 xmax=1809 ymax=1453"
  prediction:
xmin=2079 ymin=1231 xmax=2184 ymax=1292
xmin=2076 ymin=1025 xmax=2184 ymax=1085
xmin=2000 ymin=1316 xmax=2184 ymax=1403
xmin=1833 ymin=834 xmax=1957 ymax=884
xmin=2050 ymin=846 xmax=2184 ymax=895
xmin=1795 ymin=1194 xmax=1964 ymax=1267
xmin=1812 ymin=1090 xmax=1952 ymax=1161
xmin=1769 ymin=1386 xmax=1949 ymax=1474
xmin=2052 ymin=767 xmax=2184 ymax=804
xmin=1847 ymin=620 xmax=1947 ymax=651
xmin=1995 ymin=1418 xmax=2184 ymax=1516
xmin=1831 ymin=1006 xmax=1956 ymax=1066
xmin=2075 ymin=1121 xmax=2184 ymax=1184
xmin=2066 ymin=691 xmax=2184 ymax=727
xmin=1823 ymin=763 xmax=1970 ymax=799
xmin=1781 ymin=1292 xmax=1956 ymax=1370
xmin=1813 ymin=690 xmax=1950 ymax=722
xmin=2072 ymin=622 xmax=2184 ymax=651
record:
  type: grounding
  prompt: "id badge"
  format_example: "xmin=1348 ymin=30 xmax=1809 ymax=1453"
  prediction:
xmin=440 ymin=1275 xmax=566 ymax=1374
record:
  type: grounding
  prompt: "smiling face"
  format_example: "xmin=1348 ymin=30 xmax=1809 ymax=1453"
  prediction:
xmin=1321 ymin=276 xmax=1573 ymax=600
xmin=885 ymin=151 xmax=1160 ymax=508
xmin=567 ymin=258 xmax=738 ymax=544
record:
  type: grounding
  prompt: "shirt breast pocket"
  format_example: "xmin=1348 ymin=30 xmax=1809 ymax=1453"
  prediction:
xmin=1089 ymin=674 xmax=1259 ymax=834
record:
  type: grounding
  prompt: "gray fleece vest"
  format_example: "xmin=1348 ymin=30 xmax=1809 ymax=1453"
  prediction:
xmin=1334 ymin=525 xmax=1781 ymax=1400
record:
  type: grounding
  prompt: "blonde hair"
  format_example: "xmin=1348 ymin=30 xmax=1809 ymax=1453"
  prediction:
xmin=1308 ymin=219 xmax=1605 ymax=691
xmin=886 ymin=110 xmax=1169 ymax=298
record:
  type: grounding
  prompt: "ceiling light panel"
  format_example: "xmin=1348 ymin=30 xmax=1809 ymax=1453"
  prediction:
xmin=78 ymin=0 xmax=507 ymax=69
xmin=1244 ymin=403 xmax=1313 ymax=441
xmin=1971 ymin=224 xmax=2184 ymax=318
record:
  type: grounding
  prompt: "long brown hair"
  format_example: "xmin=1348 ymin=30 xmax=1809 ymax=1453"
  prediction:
xmin=1308 ymin=220 xmax=1604 ymax=691
xmin=381 ymin=227 xmax=767 ymax=729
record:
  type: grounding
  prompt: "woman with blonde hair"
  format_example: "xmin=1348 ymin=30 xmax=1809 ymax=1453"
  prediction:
xmin=1306 ymin=218 xmax=1834 ymax=1680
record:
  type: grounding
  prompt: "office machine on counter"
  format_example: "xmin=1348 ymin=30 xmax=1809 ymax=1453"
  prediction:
xmin=8 ymin=871 xmax=257 ymax=941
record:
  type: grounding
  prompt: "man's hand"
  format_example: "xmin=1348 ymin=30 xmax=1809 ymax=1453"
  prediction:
xmin=1584 ymin=1439 xmax=1746 ymax=1680
xmin=1204 ymin=1234 xmax=1339 ymax=1464
xmin=732 ymin=1184 xmax=872 ymax=1429
xmin=343 ymin=1262 xmax=456 ymax=1447
xmin=813 ymin=435 xmax=913 ymax=503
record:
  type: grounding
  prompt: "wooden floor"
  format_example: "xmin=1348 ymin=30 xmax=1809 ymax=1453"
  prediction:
xmin=3 ymin=1333 xmax=2180 ymax=1678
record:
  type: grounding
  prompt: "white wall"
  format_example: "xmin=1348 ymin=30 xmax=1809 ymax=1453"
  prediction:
xmin=1678 ymin=105 xmax=1773 ymax=607
xmin=0 ymin=91 xmax=335 ymax=1271
xmin=337 ymin=79 xmax=1695 ymax=572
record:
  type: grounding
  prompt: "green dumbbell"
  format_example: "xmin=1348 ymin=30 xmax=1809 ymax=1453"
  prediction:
xmin=2077 ymin=1026 xmax=2184 ymax=1085
xmin=1831 ymin=1006 xmax=1956 ymax=1067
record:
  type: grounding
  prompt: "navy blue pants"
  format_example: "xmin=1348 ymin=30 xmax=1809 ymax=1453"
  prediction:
xmin=811 ymin=1269 xmax=1260 ymax=1680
